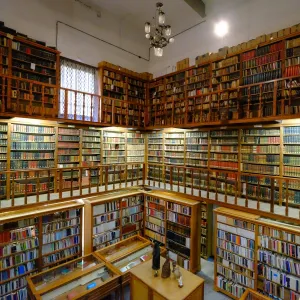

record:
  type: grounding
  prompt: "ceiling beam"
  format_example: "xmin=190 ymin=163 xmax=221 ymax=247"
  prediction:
xmin=184 ymin=0 xmax=206 ymax=18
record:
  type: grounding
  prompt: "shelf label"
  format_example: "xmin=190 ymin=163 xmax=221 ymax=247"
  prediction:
xmin=254 ymin=124 xmax=262 ymax=127
xmin=6 ymin=33 xmax=14 ymax=40
xmin=220 ymin=126 xmax=227 ymax=129
xmin=67 ymin=125 xmax=75 ymax=128
xmin=30 ymin=63 xmax=36 ymax=70
xmin=89 ymin=127 xmax=96 ymax=130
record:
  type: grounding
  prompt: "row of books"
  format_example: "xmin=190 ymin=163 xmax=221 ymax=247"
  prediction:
xmin=11 ymin=142 xmax=55 ymax=150
xmin=42 ymin=218 xmax=79 ymax=232
xmin=0 ymin=278 xmax=27 ymax=298
xmin=259 ymin=226 xmax=300 ymax=244
xmin=12 ymin=124 xmax=54 ymax=134
xmin=166 ymin=230 xmax=190 ymax=248
xmin=42 ymin=227 xmax=79 ymax=243
xmin=167 ymin=211 xmax=191 ymax=227
xmin=0 ymin=226 xmax=36 ymax=243
xmin=42 ymin=245 xmax=80 ymax=265
xmin=167 ymin=202 xmax=191 ymax=215
xmin=217 ymin=229 xmax=255 ymax=249
xmin=0 ymin=261 xmax=36 ymax=281
xmin=144 ymin=228 xmax=165 ymax=244
xmin=259 ymin=236 xmax=300 ymax=259
xmin=42 ymin=236 xmax=80 ymax=255
xmin=0 ymin=237 xmax=39 ymax=257
xmin=122 ymin=205 xmax=141 ymax=217
xmin=216 ymin=247 xmax=255 ymax=270
xmin=217 ymin=264 xmax=255 ymax=288
xmin=122 ymin=212 xmax=143 ymax=225
xmin=258 ymin=249 xmax=300 ymax=276
xmin=10 ymin=160 xmax=55 ymax=170
xmin=145 ymin=221 xmax=165 ymax=235
xmin=0 ymin=249 xmax=38 ymax=269
xmin=93 ymin=220 xmax=119 ymax=235
xmin=216 ymin=275 xmax=245 ymax=298
xmin=93 ymin=201 xmax=119 ymax=216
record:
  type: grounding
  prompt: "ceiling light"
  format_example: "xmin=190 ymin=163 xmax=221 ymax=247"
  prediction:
xmin=214 ymin=20 xmax=229 ymax=37
xmin=144 ymin=2 xmax=174 ymax=57
xmin=154 ymin=47 xmax=163 ymax=57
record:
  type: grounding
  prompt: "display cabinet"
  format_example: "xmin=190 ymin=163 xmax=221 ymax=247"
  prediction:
xmin=26 ymin=253 xmax=120 ymax=300
xmin=95 ymin=235 xmax=165 ymax=286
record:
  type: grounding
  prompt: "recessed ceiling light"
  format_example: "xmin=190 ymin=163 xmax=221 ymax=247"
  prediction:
xmin=214 ymin=20 xmax=229 ymax=37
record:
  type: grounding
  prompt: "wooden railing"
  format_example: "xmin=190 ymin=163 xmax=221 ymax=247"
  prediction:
xmin=147 ymin=163 xmax=300 ymax=219
xmin=0 ymin=163 xmax=144 ymax=209
xmin=240 ymin=289 xmax=272 ymax=300
xmin=2 ymin=162 xmax=300 ymax=221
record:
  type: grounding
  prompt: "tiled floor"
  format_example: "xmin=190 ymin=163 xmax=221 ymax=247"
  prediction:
xmin=198 ymin=258 xmax=231 ymax=300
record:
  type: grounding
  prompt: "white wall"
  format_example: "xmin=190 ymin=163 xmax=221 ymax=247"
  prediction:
xmin=0 ymin=0 xmax=149 ymax=72
xmin=149 ymin=0 xmax=300 ymax=78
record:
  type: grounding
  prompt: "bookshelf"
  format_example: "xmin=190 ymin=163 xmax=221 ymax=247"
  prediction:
xmin=211 ymin=56 xmax=240 ymax=122
xmin=41 ymin=208 xmax=82 ymax=269
xmin=186 ymin=64 xmax=211 ymax=124
xmin=9 ymin=37 xmax=59 ymax=118
xmin=0 ymin=36 xmax=8 ymax=76
xmin=149 ymin=79 xmax=165 ymax=126
xmin=57 ymin=127 xmax=80 ymax=191
xmin=164 ymin=131 xmax=185 ymax=166
xmin=144 ymin=191 xmax=201 ymax=273
xmin=0 ymin=123 xmax=7 ymax=200
xmin=257 ymin=219 xmax=300 ymax=299
xmin=283 ymin=126 xmax=300 ymax=177
xmin=126 ymin=132 xmax=144 ymax=163
xmin=214 ymin=208 xmax=258 ymax=300
xmin=0 ymin=200 xmax=83 ymax=300
xmin=83 ymin=191 xmax=144 ymax=253
xmin=185 ymin=130 xmax=208 ymax=167
xmin=10 ymin=123 xmax=56 ymax=196
xmin=147 ymin=131 xmax=163 ymax=164
xmin=121 ymin=195 xmax=144 ymax=239
xmin=209 ymin=129 xmax=239 ymax=171
xmin=165 ymin=72 xmax=186 ymax=125
xmin=81 ymin=129 xmax=101 ymax=168
xmin=200 ymin=202 xmax=213 ymax=259
xmin=81 ymin=128 xmax=101 ymax=187
xmin=102 ymin=130 xmax=125 ymax=165
xmin=241 ymin=42 xmax=283 ymax=119
xmin=285 ymin=37 xmax=300 ymax=77
xmin=144 ymin=195 xmax=166 ymax=245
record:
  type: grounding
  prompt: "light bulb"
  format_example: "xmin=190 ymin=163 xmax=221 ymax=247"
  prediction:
xmin=169 ymin=37 xmax=175 ymax=43
xmin=154 ymin=47 xmax=163 ymax=57
xmin=214 ymin=20 xmax=229 ymax=37
xmin=165 ymin=25 xmax=171 ymax=36
xmin=158 ymin=12 xmax=165 ymax=24
xmin=145 ymin=22 xmax=151 ymax=34
xmin=145 ymin=33 xmax=151 ymax=39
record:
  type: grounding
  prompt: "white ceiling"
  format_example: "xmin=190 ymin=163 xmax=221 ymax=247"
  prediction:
xmin=82 ymin=0 xmax=204 ymax=34
xmin=81 ymin=0 xmax=250 ymax=36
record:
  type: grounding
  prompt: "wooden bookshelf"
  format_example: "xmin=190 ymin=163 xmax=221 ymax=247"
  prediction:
xmin=148 ymin=79 xmax=165 ymax=126
xmin=200 ymin=202 xmax=213 ymax=259
xmin=82 ymin=190 xmax=144 ymax=254
xmin=0 ymin=31 xmax=60 ymax=119
xmin=186 ymin=63 xmax=211 ymax=124
xmin=257 ymin=218 xmax=300 ymax=299
xmin=0 ymin=200 xmax=83 ymax=300
xmin=143 ymin=191 xmax=201 ymax=273
xmin=98 ymin=64 xmax=146 ymax=127
xmin=214 ymin=207 xmax=300 ymax=300
xmin=214 ymin=207 xmax=259 ymax=299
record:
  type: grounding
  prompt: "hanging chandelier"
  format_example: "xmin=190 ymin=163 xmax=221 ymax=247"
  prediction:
xmin=144 ymin=2 xmax=175 ymax=57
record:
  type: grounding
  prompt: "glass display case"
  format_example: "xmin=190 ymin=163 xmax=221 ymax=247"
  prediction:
xmin=94 ymin=235 xmax=166 ymax=286
xmin=95 ymin=235 xmax=150 ymax=262
xmin=26 ymin=254 xmax=120 ymax=300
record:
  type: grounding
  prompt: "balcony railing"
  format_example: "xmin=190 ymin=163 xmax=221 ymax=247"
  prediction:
xmin=0 ymin=163 xmax=144 ymax=209
xmin=147 ymin=163 xmax=300 ymax=221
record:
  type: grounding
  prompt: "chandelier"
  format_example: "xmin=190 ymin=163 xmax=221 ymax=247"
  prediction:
xmin=144 ymin=2 xmax=175 ymax=57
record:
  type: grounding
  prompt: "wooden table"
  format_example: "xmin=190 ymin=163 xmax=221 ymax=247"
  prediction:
xmin=129 ymin=257 xmax=204 ymax=300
